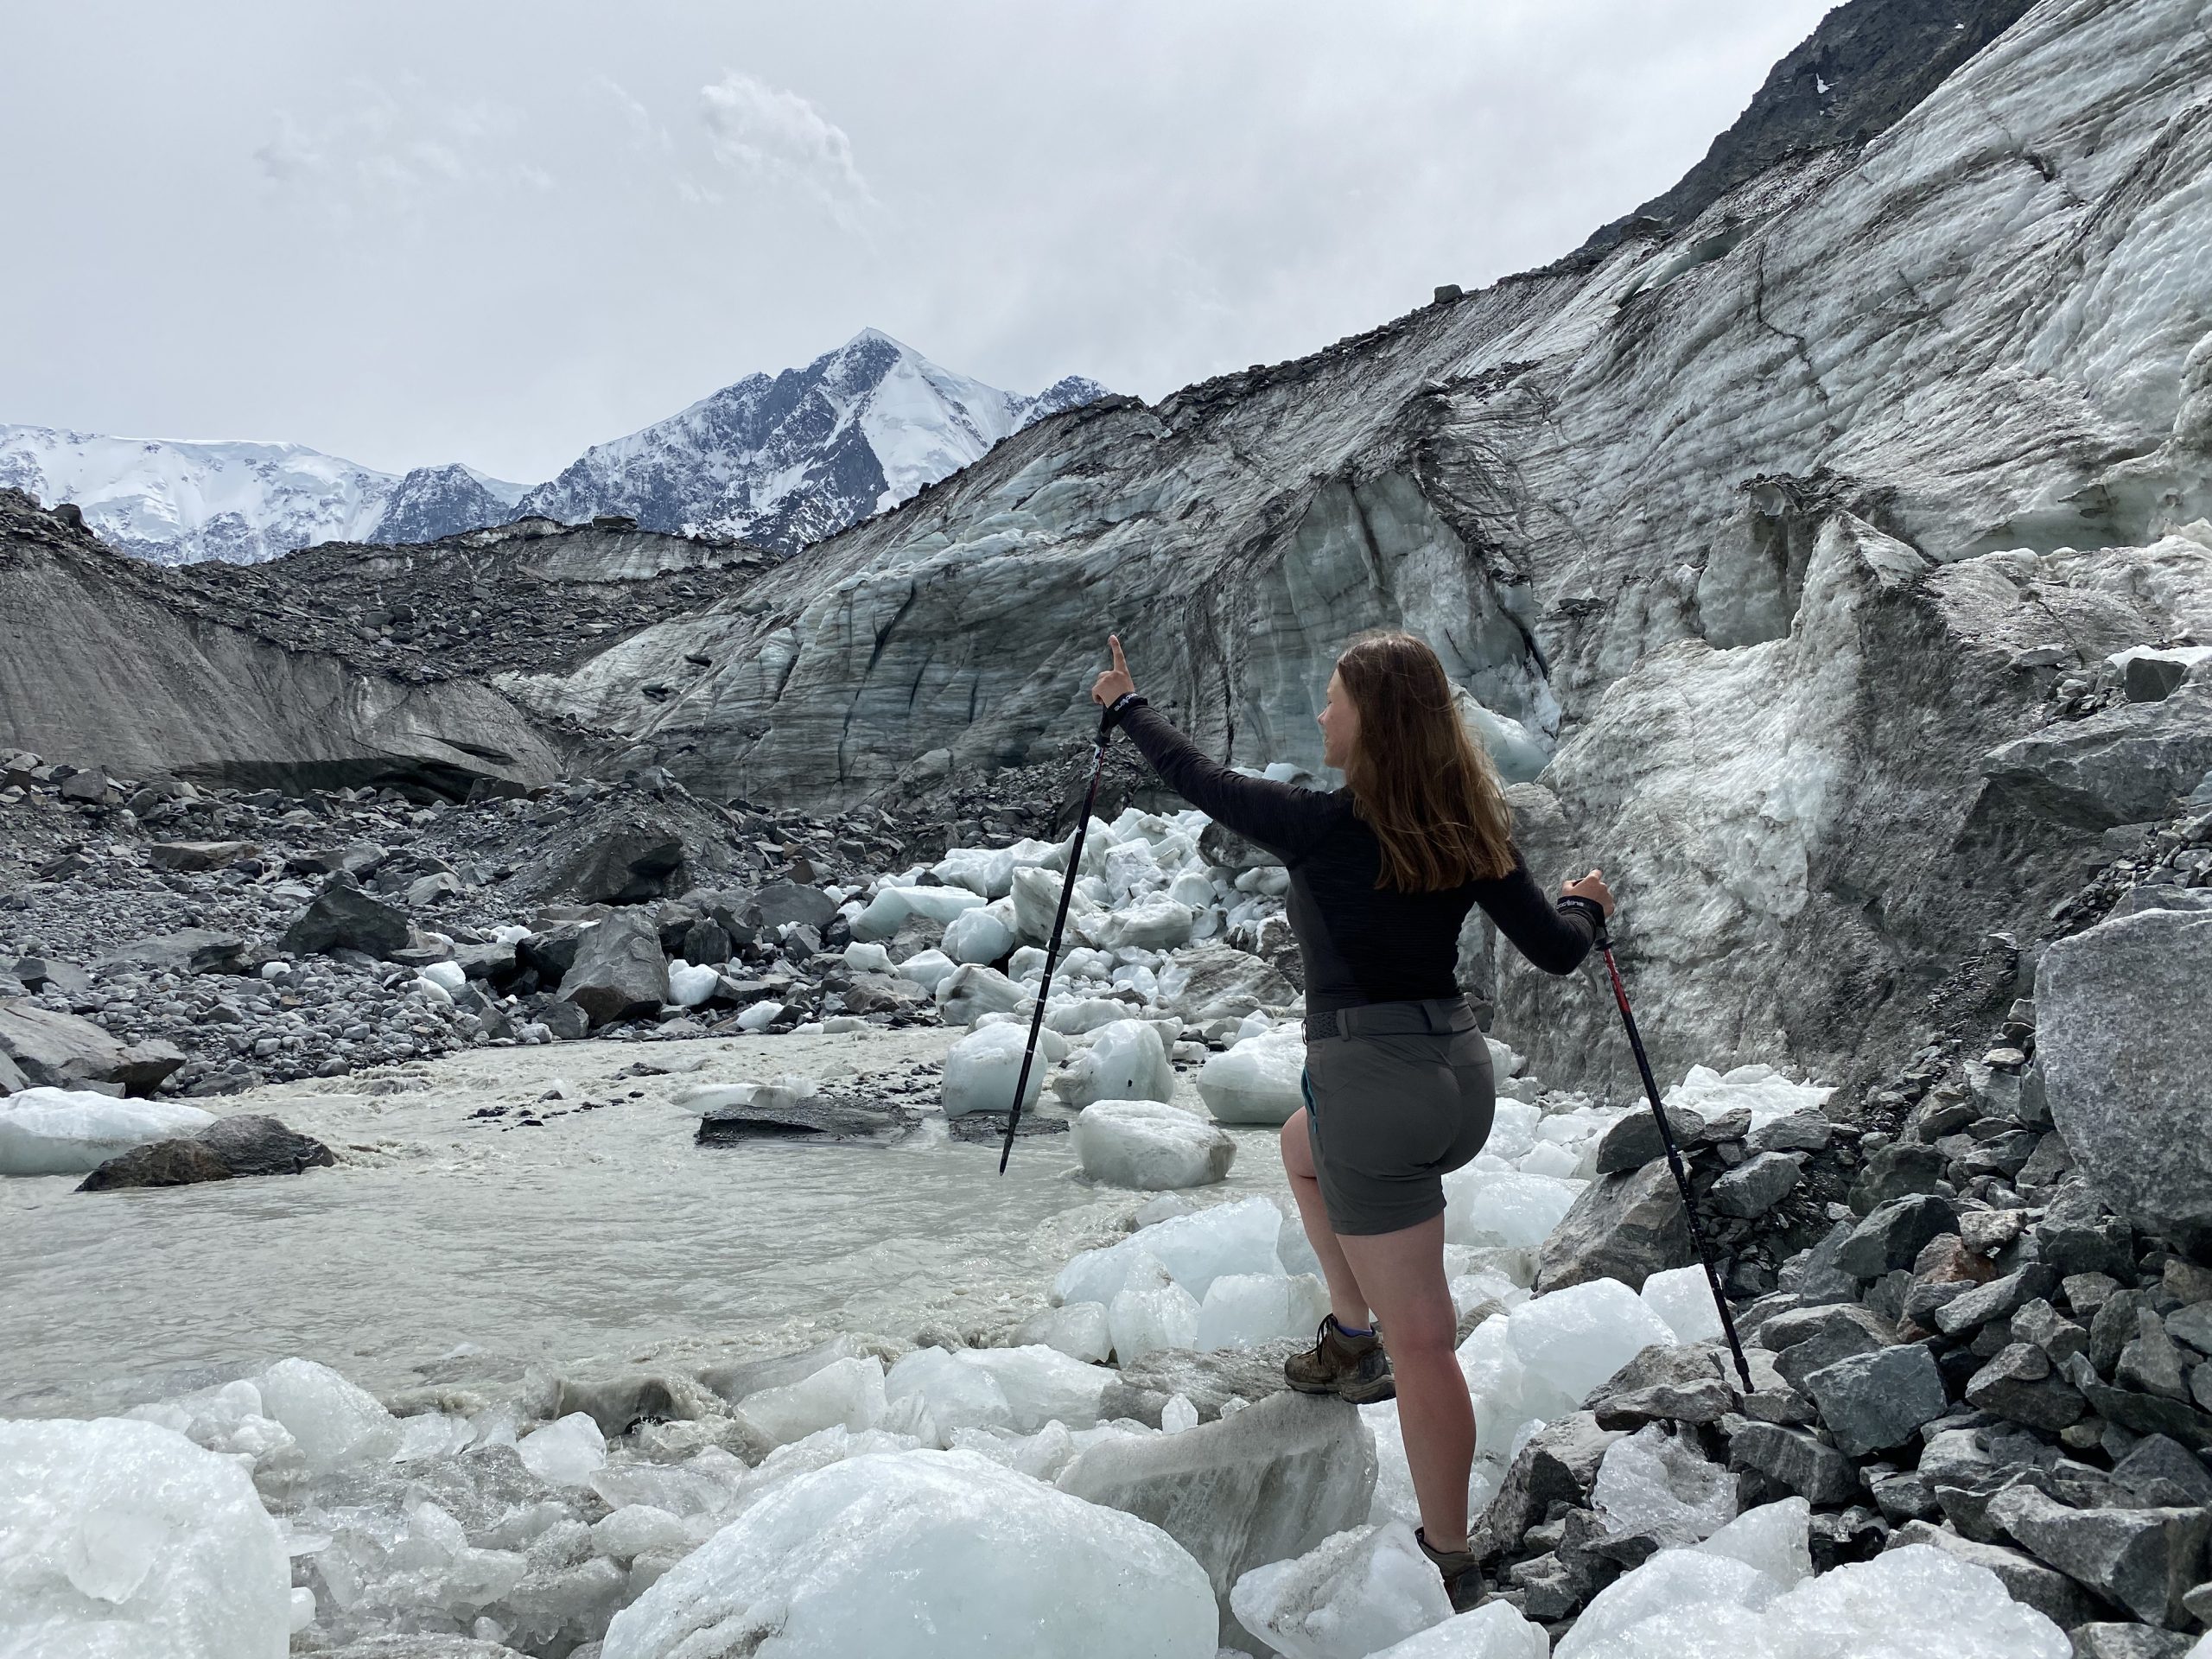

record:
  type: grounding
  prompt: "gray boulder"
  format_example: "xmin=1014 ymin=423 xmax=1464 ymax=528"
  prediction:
xmin=145 ymin=840 xmax=261 ymax=873
xmin=1708 ymin=1150 xmax=1803 ymax=1217
xmin=96 ymin=929 xmax=247 ymax=976
xmin=1058 ymin=1391 xmax=1372 ymax=1655
xmin=1157 ymin=944 xmax=1297 ymax=1022
xmin=282 ymin=879 xmax=411 ymax=959
xmin=1592 ymin=1104 xmax=1704 ymax=1175
xmin=559 ymin=912 xmax=671 ymax=1027
xmin=1535 ymin=1160 xmax=1694 ymax=1293
xmin=754 ymin=880 xmax=838 ymax=931
xmin=1096 ymin=1343 xmax=1300 ymax=1427
xmin=554 ymin=819 xmax=685 ymax=904
xmin=2037 ymin=907 xmax=2212 ymax=1241
xmin=1726 ymin=1421 xmax=1858 ymax=1504
xmin=1986 ymin=1484 xmax=2209 ymax=1628
xmin=0 ymin=1001 xmax=185 ymax=1095
xmin=1981 ymin=678 xmax=2212 ymax=829
xmin=1836 ymin=1193 xmax=1959 ymax=1279
xmin=1581 ymin=1342 xmax=1738 ymax=1428
xmin=1801 ymin=1343 xmax=1947 ymax=1456
xmin=196 ymin=1113 xmax=338 ymax=1177
xmin=75 ymin=1114 xmax=336 ymax=1191
xmin=1963 ymin=1343 xmax=2084 ymax=1432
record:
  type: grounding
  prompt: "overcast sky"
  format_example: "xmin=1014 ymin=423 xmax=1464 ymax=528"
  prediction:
xmin=4 ymin=1 xmax=1833 ymax=482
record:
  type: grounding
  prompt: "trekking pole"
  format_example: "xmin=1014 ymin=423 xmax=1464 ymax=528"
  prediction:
xmin=1566 ymin=899 xmax=1755 ymax=1392
xmin=999 ymin=706 xmax=1116 ymax=1174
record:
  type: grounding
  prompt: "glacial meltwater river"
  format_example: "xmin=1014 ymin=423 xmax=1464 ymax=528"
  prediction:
xmin=0 ymin=1030 xmax=1293 ymax=1420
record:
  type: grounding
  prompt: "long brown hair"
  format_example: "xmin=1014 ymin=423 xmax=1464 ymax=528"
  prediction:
xmin=1334 ymin=630 xmax=1516 ymax=890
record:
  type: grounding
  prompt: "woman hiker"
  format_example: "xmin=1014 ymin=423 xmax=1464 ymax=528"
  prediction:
xmin=1090 ymin=628 xmax=1613 ymax=1611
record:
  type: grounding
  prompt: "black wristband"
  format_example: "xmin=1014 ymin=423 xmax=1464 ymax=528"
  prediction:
xmin=1103 ymin=691 xmax=1147 ymax=729
xmin=1558 ymin=894 xmax=1607 ymax=937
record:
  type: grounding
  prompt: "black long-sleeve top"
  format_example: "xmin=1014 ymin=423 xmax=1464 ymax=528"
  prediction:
xmin=1117 ymin=700 xmax=1595 ymax=1014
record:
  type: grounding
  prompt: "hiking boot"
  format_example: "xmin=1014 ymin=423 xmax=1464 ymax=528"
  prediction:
xmin=1416 ymin=1528 xmax=1484 ymax=1613
xmin=1282 ymin=1314 xmax=1395 ymax=1403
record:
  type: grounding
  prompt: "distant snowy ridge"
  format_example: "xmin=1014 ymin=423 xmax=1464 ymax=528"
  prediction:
xmin=0 ymin=332 xmax=1109 ymax=566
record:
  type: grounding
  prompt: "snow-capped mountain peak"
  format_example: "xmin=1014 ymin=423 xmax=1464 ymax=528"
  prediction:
xmin=2 ymin=334 xmax=1110 ymax=564
xmin=518 ymin=330 xmax=1109 ymax=550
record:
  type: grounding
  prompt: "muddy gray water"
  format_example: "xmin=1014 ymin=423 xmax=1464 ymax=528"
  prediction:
xmin=1 ymin=1030 xmax=1292 ymax=1418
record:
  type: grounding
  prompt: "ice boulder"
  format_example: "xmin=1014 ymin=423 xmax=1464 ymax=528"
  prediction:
xmin=601 ymin=1449 xmax=1218 ymax=1659
xmin=1077 ymin=1098 xmax=1236 ymax=1190
xmin=936 ymin=962 xmax=1028 ymax=1025
xmin=253 ymin=1357 xmax=401 ymax=1472
xmin=1230 ymin=1521 xmax=1453 ymax=1659
xmin=1554 ymin=1514 xmax=2068 ymax=1659
xmin=1111 ymin=1259 xmax=1203 ymax=1363
xmin=1370 ymin=1600 xmax=1551 ymax=1658
xmin=893 ymin=947 xmax=957 ymax=992
xmin=1055 ymin=1196 xmax=1286 ymax=1306
xmin=885 ymin=1346 xmax=1014 ymax=1440
xmin=1012 ymin=1301 xmax=1114 ymax=1363
xmin=1053 ymin=1019 xmax=1174 ymax=1108
xmin=736 ymin=1357 xmax=887 ymax=1447
xmin=941 ymin=1023 xmax=1042 ymax=1118
xmin=850 ymin=883 xmax=988 ymax=942
xmin=1058 ymin=1391 xmax=1377 ymax=1650
xmin=664 ymin=961 xmax=719 ymax=1007
xmin=0 ymin=1090 xmax=216 ymax=1176
xmin=941 ymin=904 xmax=1016 ymax=964
xmin=1663 ymin=1064 xmax=1834 ymax=1135
xmin=0 ymin=1415 xmax=293 ymax=1658
xmin=1198 ymin=1273 xmax=1331 ymax=1351
xmin=1639 ymin=1263 xmax=1726 ymax=1344
xmin=1507 ymin=1277 xmax=1677 ymax=1405
xmin=516 ymin=1411 xmax=608 ymax=1486
xmin=949 ymin=1344 xmax=1113 ymax=1433
xmin=1441 ymin=1168 xmax=1583 ymax=1249
xmin=1590 ymin=1423 xmax=1737 ymax=1544
xmin=1085 ymin=895 xmax=1196 ymax=952
xmin=933 ymin=844 xmax=1021 ymax=899
xmin=1197 ymin=1029 xmax=1306 ymax=1126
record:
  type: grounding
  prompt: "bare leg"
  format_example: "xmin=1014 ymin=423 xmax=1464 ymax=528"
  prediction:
xmin=1338 ymin=1216 xmax=1471 ymax=1549
xmin=1279 ymin=1108 xmax=1370 ymax=1328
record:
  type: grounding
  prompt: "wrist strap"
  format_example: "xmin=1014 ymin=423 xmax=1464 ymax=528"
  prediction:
xmin=1103 ymin=691 xmax=1146 ymax=728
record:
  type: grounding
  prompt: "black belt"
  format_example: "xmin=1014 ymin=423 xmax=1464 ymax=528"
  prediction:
xmin=1304 ymin=995 xmax=1477 ymax=1041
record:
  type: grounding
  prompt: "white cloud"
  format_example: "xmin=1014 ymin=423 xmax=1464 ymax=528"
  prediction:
xmin=697 ymin=69 xmax=874 ymax=226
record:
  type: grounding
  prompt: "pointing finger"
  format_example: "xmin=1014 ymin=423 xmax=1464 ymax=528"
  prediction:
xmin=1109 ymin=635 xmax=1128 ymax=671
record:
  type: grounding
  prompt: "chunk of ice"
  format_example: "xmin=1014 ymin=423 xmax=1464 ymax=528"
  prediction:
xmin=1369 ymin=1599 xmax=1551 ymax=1658
xmin=886 ymin=1346 xmax=1014 ymax=1440
xmin=893 ymin=946 xmax=957 ymax=990
xmin=1012 ymin=1301 xmax=1114 ymax=1363
xmin=1591 ymin=1423 xmax=1737 ymax=1544
xmin=253 ymin=1357 xmax=401 ymax=1473
xmin=942 ymin=904 xmax=1016 ymax=963
xmin=601 ymin=1449 xmax=1218 ymax=1659
xmin=0 ymin=1415 xmax=292 ymax=1657
xmin=950 ymin=1344 xmax=1113 ymax=1433
xmin=1111 ymin=1259 xmax=1203 ymax=1363
xmin=1639 ymin=1264 xmax=1726 ymax=1344
xmin=664 ymin=962 xmax=718 ymax=1007
xmin=1230 ymin=1521 xmax=1452 ymax=1659
xmin=1056 ymin=1195 xmax=1286 ymax=1307
xmin=1505 ymin=1277 xmax=1676 ymax=1403
xmin=1077 ymin=1098 xmax=1235 ymax=1189
xmin=1663 ymin=1064 xmax=1834 ymax=1134
xmin=1197 ymin=1272 xmax=1330 ymax=1351
xmin=0 ymin=1089 xmax=217 ymax=1176
xmin=737 ymin=1356 xmax=887 ymax=1447
xmin=1693 ymin=1497 xmax=1811 ymax=1590
xmin=940 ymin=1023 xmax=1042 ymax=1117
xmin=516 ymin=1412 xmax=608 ymax=1487
xmin=591 ymin=1503 xmax=696 ymax=1563
xmin=1196 ymin=1029 xmax=1306 ymax=1126
xmin=1440 ymin=1169 xmax=1583 ymax=1249
xmin=1054 ymin=1019 xmax=1175 ymax=1109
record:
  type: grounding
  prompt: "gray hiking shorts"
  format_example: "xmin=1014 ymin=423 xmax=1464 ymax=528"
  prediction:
xmin=1300 ymin=995 xmax=1496 ymax=1237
